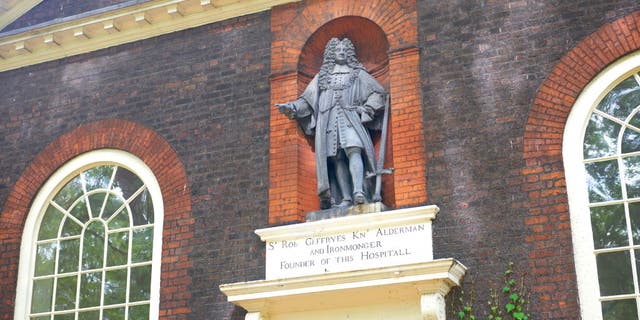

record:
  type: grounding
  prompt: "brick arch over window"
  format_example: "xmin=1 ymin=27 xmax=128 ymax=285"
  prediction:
xmin=269 ymin=0 xmax=424 ymax=223
xmin=0 ymin=119 xmax=192 ymax=319
xmin=522 ymin=11 xmax=640 ymax=318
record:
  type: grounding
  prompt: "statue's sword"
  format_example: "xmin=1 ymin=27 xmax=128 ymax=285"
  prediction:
xmin=368 ymin=93 xmax=394 ymax=202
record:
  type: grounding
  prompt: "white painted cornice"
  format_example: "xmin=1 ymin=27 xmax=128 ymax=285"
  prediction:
xmin=0 ymin=0 xmax=299 ymax=72
xmin=220 ymin=259 xmax=467 ymax=317
xmin=0 ymin=0 xmax=43 ymax=30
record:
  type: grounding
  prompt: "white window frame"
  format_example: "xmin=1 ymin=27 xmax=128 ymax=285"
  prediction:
xmin=13 ymin=149 xmax=164 ymax=320
xmin=564 ymin=50 xmax=640 ymax=319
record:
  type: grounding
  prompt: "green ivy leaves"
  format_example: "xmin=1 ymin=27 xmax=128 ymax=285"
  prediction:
xmin=451 ymin=262 xmax=530 ymax=320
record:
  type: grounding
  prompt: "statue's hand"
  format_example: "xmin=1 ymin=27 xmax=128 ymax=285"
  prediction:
xmin=355 ymin=105 xmax=374 ymax=123
xmin=276 ymin=103 xmax=296 ymax=119
xmin=356 ymin=105 xmax=374 ymax=117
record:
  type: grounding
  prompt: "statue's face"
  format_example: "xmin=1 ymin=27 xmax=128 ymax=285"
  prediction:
xmin=335 ymin=42 xmax=347 ymax=64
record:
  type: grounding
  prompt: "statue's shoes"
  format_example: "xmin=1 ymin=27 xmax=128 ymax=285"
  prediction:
xmin=333 ymin=199 xmax=352 ymax=208
xmin=353 ymin=192 xmax=365 ymax=205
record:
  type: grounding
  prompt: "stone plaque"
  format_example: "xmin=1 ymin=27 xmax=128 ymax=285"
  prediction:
xmin=256 ymin=205 xmax=438 ymax=279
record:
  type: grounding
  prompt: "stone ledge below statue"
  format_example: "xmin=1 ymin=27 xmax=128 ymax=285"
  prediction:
xmin=220 ymin=259 xmax=466 ymax=320
xmin=306 ymin=201 xmax=389 ymax=221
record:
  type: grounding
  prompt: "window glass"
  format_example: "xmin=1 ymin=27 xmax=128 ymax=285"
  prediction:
xmin=582 ymin=73 xmax=640 ymax=317
xmin=29 ymin=165 xmax=155 ymax=319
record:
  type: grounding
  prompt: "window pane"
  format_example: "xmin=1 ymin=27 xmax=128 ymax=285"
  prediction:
xmin=130 ymin=188 xmax=154 ymax=225
xmin=129 ymin=304 xmax=150 ymax=319
xmin=622 ymin=127 xmax=640 ymax=154
xmin=591 ymin=204 xmax=628 ymax=249
xmin=586 ymin=160 xmax=622 ymax=202
xmin=34 ymin=242 xmax=57 ymax=276
xmin=630 ymin=112 xmax=640 ymax=128
xmin=55 ymin=275 xmax=77 ymax=311
xmin=83 ymin=165 xmax=114 ymax=191
xmin=103 ymin=307 xmax=126 ymax=320
xmin=107 ymin=231 xmax=129 ymax=267
xmin=108 ymin=209 xmax=130 ymax=230
xmin=597 ymin=250 xmax=634 ymax=296
xmin=82 ymin=221 xmax=105 ymax=270
xmin=61 ymin=218 xmax=82 ymax=237
xmin=584 ymin=114 xmax=621 ymax=159
xmin=53 ymin=313 xmax=74 ymax=320
xmin=79 ymin=272 xmax=102 ymax=308
xmin=69 ymin=199 xmax=89 ymax=224
xmin=602 ymin=299 xmax=638 ymax=320
xmin=597 ymin=75 xmax=640 ymax=120
xmin=31 ymin=278 xmax=53 ymax=313
xmin=624 ymin=156 xmax=640 ymax=198
xmin=88 ymin=193 xmax=107 ymax=219
xmin=58 ymin=239 xmax=79 ymax=274
xmin=104 ymin=269 xmax=127 ymax=305
xmin=132 ymin=227 xmax=153 ymax=263
xmin=53 ymin=176 xmax=83 ymax=210
xmin=112 ymin=168 xmax=143 ymax=200
xmin=78 ymin=311 xmax=100 ymax=320
xmin=38 ymin=206 xmax=64 ymax=240
xmin=130 ymin=265 xmax=151 ymax=302
xmin=630 ymin=202 xmax=640 ymax=245
xmin=102 ymin=193 xmax=125 ymax=221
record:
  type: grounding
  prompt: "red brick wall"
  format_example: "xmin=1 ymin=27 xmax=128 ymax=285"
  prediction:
xmin=523 ymin=11 xmax=640 ymax=317
xmin=0 ymin=120 xmax=193 ymax=319
xmin=269 ymin=0 xmax=427 ymax=223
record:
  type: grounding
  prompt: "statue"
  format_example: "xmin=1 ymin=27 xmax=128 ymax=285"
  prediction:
xmin=276 ymin=38 xmax=390 ymax=209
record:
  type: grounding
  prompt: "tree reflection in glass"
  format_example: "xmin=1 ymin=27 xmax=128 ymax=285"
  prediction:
xmin=597 ymin=75 xmax=640 ymax=120
xmin=585 ymin=160 xmax=622 ymax=202
xmin=30 ymin=164 xmax=155 ymax=319
xmin=584 ymin=114 xmax=621 ymax=159
xmin=596 ymin=250 xmax=633 ymax=296
xmin=602 ymin=299 xmax=638 ymax=320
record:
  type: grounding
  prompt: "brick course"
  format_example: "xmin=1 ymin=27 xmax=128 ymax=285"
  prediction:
xmin=2 ymin=1 xmax=640 ymax=319
xmin=522 ymin=9 xmax=640 ymax=319
xmin=0 ymin=120 xmax=194 ymax=319
xmin=420 ymin=1 xmax=640 ymax=318
xmin=0 ymin=12 xmax=271 ymax=319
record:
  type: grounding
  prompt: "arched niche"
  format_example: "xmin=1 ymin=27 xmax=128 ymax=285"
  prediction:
xmin=269 ymin=0 xmax=424 ymax=224
xmin=295 ymin=16 xmax=395 ymax=209
xmin=297 ymin=16 xmax=390 ymax=89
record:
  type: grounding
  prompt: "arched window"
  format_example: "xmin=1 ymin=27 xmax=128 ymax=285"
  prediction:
xmin=14 ymin=149 xmax=163 ymax=320
xmin=565 ymin=51 xmax=640 ymax=319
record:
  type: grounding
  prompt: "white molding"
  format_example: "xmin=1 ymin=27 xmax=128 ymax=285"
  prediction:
xmin=255 ymin=205 xmax=439 ymax=241
xmin=563 ymin=50 xmax=640 ymax=320
xmin=220 ymin=259 xmax=466 ymax=317
xmin=0 ymin=0 xmax=299 ymax=72
xmin=13 ymin=149 xmax=164 ymax=320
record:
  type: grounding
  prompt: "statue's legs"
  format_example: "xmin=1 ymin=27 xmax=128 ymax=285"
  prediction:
xmin=346 ymin=147 xmax=365 ymax=204
xmin=330 ymin=153 xmax=352 ymax=207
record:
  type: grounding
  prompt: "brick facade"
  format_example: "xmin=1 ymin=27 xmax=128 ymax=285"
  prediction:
xmin=2 ymin=1 xmax=640 ymax=319
xmin=0 ymin=12 xmax=271 ymax=319
xmin=0 ymin=120 xmax=194 ymax=319
xmin=420 ymin=1 xmax=640 ymax=318
xmin=522 ymin=10 xmax=640 ymax=318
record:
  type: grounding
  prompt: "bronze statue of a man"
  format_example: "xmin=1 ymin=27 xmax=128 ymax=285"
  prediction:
xmin=277 ymin=38 xmax=387 ymax=209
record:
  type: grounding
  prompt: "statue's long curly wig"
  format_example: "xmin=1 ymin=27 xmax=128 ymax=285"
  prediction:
xmin=318 ymin=38 xmax=364 ymax=90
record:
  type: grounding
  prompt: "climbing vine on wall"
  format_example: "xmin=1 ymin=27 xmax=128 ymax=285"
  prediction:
xmin=451 ymin=262 xmax=530 ymax=320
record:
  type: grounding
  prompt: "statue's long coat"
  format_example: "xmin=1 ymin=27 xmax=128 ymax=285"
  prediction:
xmin=292 ymin=67 xmax=386 ymax=200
